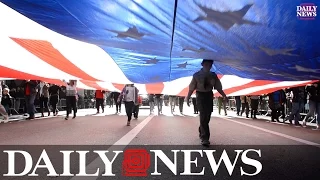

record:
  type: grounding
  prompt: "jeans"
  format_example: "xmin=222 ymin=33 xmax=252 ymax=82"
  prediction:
xmin=124 ymin=101 xmax=134 ymax=121
xmin=196 ymin=91 xmax=213 ymax=141
xmin=96 ymin=98 xmax=104 ymax=112
xmin=39 ymin=96 xmax=49 ymax=114
xmin=303 ymin=100 xmax=316 ymax=122
xmin=236 ymin=99 xmax=241 ymax=115
xmin=133 ymin=105 xmax=140 ymax=118
xmin=26 ymin=94 xmax=36 ymax=118
xmin=241 ymin=103 xmax=249 ymax=117
xmin=218 ymin=98 xmax=227 ymax=115
xmin=66 ymin=96 xmax=77 ymax=117
xmin=316 ymin=103 xmax=320 ymax=125
xmin=3 ymin=105 xmax=10 ymax=114
xmin=288 ymin=102 xmax=304 ymax=124
xmin=15 ymin=98 xmax=20 ymax=112
xmin=149 ymin=101 xmax=154 ymax=113
xmin=156 ymin=98 xmax=163 ymax=113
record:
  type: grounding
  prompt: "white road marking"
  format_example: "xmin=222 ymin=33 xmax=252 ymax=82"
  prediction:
xmin=70 ymin=115 xmax=155 ymax=180
xmin=222 ymin=117 xmax=320 ymax=148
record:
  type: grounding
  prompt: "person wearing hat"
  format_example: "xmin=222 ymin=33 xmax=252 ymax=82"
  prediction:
xmin=186 ymin=59 xmax=227 ymax=146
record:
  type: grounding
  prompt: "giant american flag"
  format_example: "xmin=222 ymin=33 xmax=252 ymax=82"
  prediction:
xmin=0 ymin=1 xmax=318 ymax=96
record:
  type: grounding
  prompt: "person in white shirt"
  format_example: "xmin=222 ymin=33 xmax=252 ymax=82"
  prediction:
xmin=63 ymin=80 xmax=78 ymax=120
xmin=118 ymin=84 xmax=139 ymax=126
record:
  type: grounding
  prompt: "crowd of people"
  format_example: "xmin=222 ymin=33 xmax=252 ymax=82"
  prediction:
xmin=1 ymin=80 xmax=319 ymax=128
xmin=1 ymin=76 xmax=319 ymax=141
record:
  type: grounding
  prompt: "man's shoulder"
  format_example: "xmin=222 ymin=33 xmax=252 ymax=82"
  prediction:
xmin=193 ymin=70 xmax=202 ymax=77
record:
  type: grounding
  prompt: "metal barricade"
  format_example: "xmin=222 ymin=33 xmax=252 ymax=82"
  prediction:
xmin=9 ymin=98 xmax=19 ymax=115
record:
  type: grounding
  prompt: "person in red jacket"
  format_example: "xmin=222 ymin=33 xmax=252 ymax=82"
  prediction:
xmin=95 ymin=90 xmax=105 ymax=113
xmin=133 ymin=95 xmax=142 ymax=119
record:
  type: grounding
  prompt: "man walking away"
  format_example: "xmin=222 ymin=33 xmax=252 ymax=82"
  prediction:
xmin=149 ymin=94 xmax=155 ymax=114
xmin=49 ymin=84 xmax=61 ymax=116
xmin=95 ymin=90 xmax=105 ymax=113
xmin=240 ymin=96 xmax=249 ymax=118
xmin=155 ymin=94 xmax=163 ymax=115
xmin=314 ymin=81 xmax=320 ymax=130
xmin=63 ymin=80 xmax=78 ymax=120
xmin=111 ymin=91 xmax=121 ymax=114
xmin=186 ymin=59 xmax=227 ymax=146
xmin=217 ymin=96 xmax=227 ymax=116
xmin=285 ymin=86 xmax=307 ymax=126
xmin=250 ymin=95 xmax=259 ymax=119
xmin=178 ymin=96 xmax=185 ymax=114
xmin=118 ymin=84 xmax=139 ymax=126
xmin=303 ymin=83 xmax=317 ymax=126
xmin=24 ymin=80 xmax=38 ymax=120
xmin=268 ymin=90 xmax=285 ymax=122
xmin=192 ymin=97 xmax=198 ymax=114
xmin=169 ymin=95 xmax=176 ymax=113
xmin=37 ymin=81 xmax=50 ymax=117
xmin=133 ymin=95 xmax=142 ymax=119
xmin=235 ymin=96 xmax=241 ymax=116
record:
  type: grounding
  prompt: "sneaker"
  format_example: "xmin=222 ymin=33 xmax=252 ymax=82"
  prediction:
xmin=65 ymin=116 xmax=68 ymax=120
xmin=3 ymin=115 xmax=9 ymax=123
xmin=3 ymin=114 xmax=9 ymax=120
xmin=127 ymin=121 xmax=130 ymax=126
xmin=294 ymin=122 xmax=302 ymax=126
xmin=302 ymin=121 xmax=307 ymax=127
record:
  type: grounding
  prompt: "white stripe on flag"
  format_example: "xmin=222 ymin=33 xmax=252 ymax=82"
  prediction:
xmin=0 ymin=36 xmax=78 ymax=80
xmin=0 ymin=2 xmax=131 ymax=84
xmin=228 ymin=81 xmax=312 ymax=96
xmin=162 ymin=76 xmax=192 ymax=95
xmin=135 ymin=84 xmax=147 ymax=95
xmin=220 ymin=75 xmax=254 ymax=90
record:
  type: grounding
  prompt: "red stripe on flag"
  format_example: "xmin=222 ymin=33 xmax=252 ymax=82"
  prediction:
xmin=10 ymin=38 xmax=99 ymax=81
xmin=112 ymin=83 xmax=125 ymax=92
xmin=80 ymin=80 xmax=102 ymax=90
xmin=215 ymin=80 xmax=276 ymax=96
xmin=145 ymin=83 xmax=164 ymax=94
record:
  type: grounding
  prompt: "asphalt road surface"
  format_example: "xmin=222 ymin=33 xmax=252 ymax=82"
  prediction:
xmin=0 ymin=105 xmax=319 ymax=146
xmin=0 ymin=105 xmax=319 ymax=180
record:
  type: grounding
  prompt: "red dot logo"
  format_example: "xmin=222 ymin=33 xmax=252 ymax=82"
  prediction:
xmin=122 ymin=149 xmax=151 ymax=177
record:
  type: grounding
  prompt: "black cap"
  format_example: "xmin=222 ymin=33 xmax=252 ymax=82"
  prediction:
xmin=202 ymin=59 xmax=214 ymax=64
